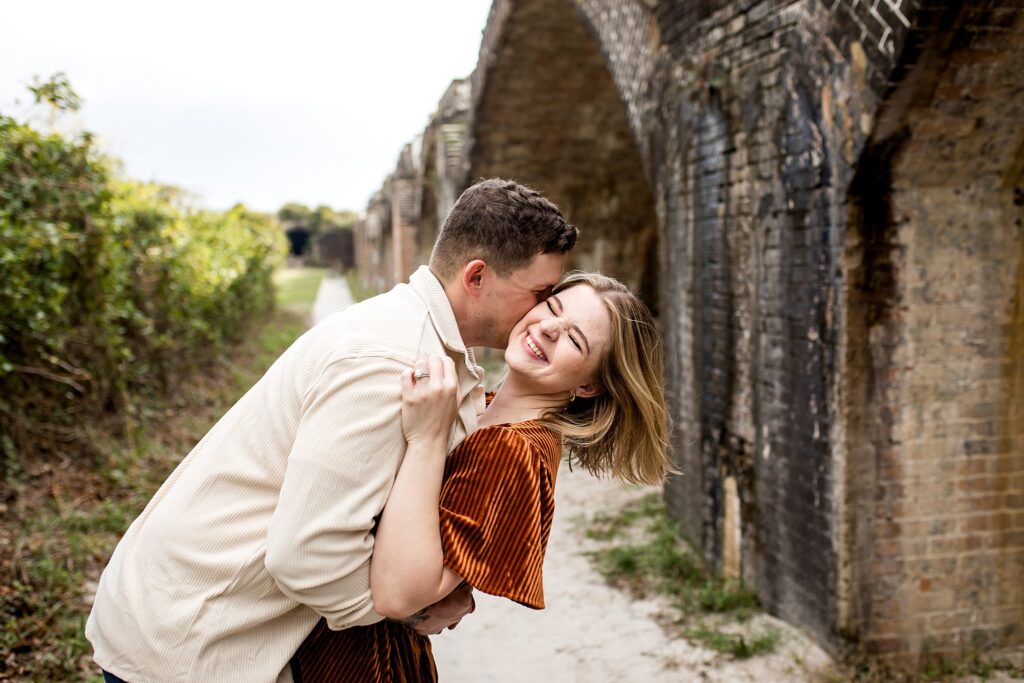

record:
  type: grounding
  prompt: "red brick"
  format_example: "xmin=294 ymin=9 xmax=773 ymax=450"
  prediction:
xmin=928 ymin=535 xmax=985 ymax=555
xmin=959 ymin=476 xmax=1011 ymax=495
xmin=927 ymin=611 xmax=977 ymax=631
xmin=866 ymin=637 xmax=907 ymax=654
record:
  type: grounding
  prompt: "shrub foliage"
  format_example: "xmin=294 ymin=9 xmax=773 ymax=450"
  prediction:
xmin=0 ymin=94 xmax=286 ymax=476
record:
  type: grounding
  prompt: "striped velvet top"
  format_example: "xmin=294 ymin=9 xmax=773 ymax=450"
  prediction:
xmin=292 ymin=420 xmax=561 ymax=682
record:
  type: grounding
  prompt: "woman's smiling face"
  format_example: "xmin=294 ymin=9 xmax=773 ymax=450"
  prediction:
xmin=504 ymin=284 xmax=612 ymax=398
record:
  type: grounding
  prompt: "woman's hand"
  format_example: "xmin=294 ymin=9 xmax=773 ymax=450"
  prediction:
xmin=401 ymin=354 xmax=459 ymax=448
xmin=373 ymin=354 xmax=464 ymax=619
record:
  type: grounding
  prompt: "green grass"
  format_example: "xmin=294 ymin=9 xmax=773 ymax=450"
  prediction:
xmin=1 ymin=290 xmax=310 ymax=680
xmin=586 ymin=492 xmax=666 ymax=541
xmin=274 ymin=267 xmax=327 ymax=315
xmin=684 ymin=623 xmax=781 ymax=659
xmin=586 ymin=493 xmax=776 ymax=659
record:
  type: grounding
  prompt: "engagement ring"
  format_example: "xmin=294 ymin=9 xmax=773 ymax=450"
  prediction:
xmin=413 ymin=368 xmax=430 ymax=381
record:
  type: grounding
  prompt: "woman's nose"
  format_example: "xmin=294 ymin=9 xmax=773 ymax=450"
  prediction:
xmin=539 ymin=317 xmax=567 ymax=338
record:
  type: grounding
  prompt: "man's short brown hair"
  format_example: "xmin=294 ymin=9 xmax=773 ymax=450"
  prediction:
xmin=429 ymin=178 xmax=578 ymax=282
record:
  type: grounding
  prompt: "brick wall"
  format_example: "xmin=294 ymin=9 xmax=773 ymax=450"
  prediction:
xmin=842 ymin=2 xmax=1024 ymax=658
xmin=354 ymin=188 xmax=392 ymax=293
xmin=573 ymin=0 xmax=876 ymax=644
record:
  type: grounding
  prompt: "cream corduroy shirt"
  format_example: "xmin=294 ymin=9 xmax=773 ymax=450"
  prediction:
xmin=86 ymin=267 xmax=484 ymax=683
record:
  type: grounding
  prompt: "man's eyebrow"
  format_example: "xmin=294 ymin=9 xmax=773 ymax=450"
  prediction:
xmin=552 ymin=295 xmax=590 ymax=354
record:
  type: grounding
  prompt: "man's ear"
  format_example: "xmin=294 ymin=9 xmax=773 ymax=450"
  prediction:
xmin=576 ymin=382 xmax=601 ymax=399
xmin=460 ymin=259 xmax=487 ymax=297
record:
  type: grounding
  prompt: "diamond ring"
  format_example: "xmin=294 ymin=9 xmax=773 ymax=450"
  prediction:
xmin=413 ymin=368 xmax=430 ymax=381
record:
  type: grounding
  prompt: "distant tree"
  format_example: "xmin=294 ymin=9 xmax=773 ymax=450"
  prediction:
xmin=310 ymin=205 xmax=335 ymax=235
xmin=277 ymin=202 xmax=312 ymax=226
xmin=334 ymin=210 xmax=358 ymax=231
xmin=29 ymin=72 xmax=82 ymax=113
xmin=310 ymin=205 xmax=357 ymax=234
xmin=278 ymin=203 xmax=356 ymax=235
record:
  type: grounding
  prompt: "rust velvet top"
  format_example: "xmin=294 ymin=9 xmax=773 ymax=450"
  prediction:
xmin=291 ymin=420 xmax=562 ymax=683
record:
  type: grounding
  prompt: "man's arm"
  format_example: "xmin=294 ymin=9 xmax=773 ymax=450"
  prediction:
xmin=264 ymin=355 xmax=408 ymax=630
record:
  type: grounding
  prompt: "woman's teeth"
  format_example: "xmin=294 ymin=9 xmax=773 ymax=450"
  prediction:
xmin=526 ymin=334 xmax=547 ymax=361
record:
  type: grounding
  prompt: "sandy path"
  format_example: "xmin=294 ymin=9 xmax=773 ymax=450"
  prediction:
xmin=311 ymin=275 xmax=354 ymax=324
xmin=430 ymin=465 xmax=836 ymax=682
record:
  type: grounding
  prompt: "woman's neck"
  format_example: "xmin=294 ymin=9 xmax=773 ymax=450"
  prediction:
xmin=478 ymin=376 xmax=570 ymax=428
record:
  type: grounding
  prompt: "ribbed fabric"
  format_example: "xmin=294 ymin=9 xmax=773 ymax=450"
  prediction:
xmin=86 ymin=267 xmax=485 ymax=683
xmin=290 ymin=421 xmax=561 ymax=682
xmin=291 ymin=618 xmax=436 ymax=683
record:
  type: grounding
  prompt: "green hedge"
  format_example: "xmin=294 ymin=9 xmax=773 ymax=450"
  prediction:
xmin=0 ymin=112 xmax=286 ymax=471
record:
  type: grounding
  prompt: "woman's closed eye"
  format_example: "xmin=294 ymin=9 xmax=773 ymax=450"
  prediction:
xmin=545 ymin=300 xmax=583 ymax=352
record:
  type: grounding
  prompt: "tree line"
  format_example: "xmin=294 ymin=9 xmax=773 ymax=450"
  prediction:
xmin=0 ymin=75 xmax=287 ymax=476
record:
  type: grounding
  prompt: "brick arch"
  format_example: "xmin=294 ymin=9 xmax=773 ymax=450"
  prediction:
xmin=467 ymin=0 xmax=661 ymax=313
xmin=842 ymin=3 xmax=1024 ymax=659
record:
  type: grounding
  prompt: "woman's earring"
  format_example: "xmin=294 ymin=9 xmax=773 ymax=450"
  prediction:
xmin=568 ymin=390 xmax=576 ymax=402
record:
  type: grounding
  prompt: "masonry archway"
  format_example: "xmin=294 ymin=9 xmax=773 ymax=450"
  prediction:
xmin=468 ymin=0 xmax=660 ymax=314
xmin=284 ymin=226 xmax=311 ymax=256
xmin=842 ymin=4 xmax=1024 ymax=656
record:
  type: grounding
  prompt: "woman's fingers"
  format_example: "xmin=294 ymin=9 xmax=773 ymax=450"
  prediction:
xmin=428 ymin=354 xmax=444 ymax=389
xmin=413 ymin=358 xmax=429 ymax=382
xmin=401 ymin=353 xmax=460 ymax=447
xmin=442 ymin=356 xmax=457 ymax=393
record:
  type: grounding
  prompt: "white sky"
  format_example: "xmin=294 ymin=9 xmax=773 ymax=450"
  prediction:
xmin=0 ymin=1 xmax=492 ymax=212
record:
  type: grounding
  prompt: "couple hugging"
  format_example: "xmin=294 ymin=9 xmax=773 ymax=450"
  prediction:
xmin=87 ymin=178 xmax=672 ymax=682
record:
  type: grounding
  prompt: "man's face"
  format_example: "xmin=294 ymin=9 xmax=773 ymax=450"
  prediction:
xmin=476 ymin=252 xmax=565 ymax=349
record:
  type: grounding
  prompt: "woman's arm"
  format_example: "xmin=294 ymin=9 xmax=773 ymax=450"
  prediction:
xmin=370 ymin=354 xmax=467 ymax=619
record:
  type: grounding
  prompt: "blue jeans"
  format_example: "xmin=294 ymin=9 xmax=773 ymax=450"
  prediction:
xmin=103 ymin=671 xmax=129 ymax=683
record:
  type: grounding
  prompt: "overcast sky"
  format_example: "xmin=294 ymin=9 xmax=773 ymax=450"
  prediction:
xmin=0 ymin=1 xmax=491 ymax=213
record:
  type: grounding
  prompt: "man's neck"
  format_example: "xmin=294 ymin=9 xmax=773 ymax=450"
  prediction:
xmin=441 ymin=278 xmax=478 ymax=349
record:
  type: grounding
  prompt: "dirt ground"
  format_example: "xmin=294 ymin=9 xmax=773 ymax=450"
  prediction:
xmin=430 ymin=464 xmax=836 ymax=682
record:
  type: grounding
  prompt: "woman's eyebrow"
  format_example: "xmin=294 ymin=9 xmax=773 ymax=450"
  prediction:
xmin=552 ymin=295 xmax=591 ymax=354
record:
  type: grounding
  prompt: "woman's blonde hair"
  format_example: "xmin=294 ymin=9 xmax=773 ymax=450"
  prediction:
xmin=538 ymin=272 xmax=674 ymax=486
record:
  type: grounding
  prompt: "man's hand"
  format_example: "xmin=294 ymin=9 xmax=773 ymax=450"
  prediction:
xmin=393 ymin=582 xmax=475 ymax=636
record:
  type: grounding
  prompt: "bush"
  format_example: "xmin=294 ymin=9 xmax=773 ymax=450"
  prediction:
xmin=0 ymin=98 xmax=286 ymax=479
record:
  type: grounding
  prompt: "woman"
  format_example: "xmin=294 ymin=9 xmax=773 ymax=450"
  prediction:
xmin=291 ymin=272 xmax=672 ymax=682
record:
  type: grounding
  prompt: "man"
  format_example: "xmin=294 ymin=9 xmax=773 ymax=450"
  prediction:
xmin=86 ymin=179 xmax=577 ymax=683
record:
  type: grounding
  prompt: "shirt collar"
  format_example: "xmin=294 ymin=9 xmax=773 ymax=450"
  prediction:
xmin=408 ymin=266 xmax=480 ymax=371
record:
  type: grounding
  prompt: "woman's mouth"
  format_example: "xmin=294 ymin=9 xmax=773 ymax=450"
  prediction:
xmin=524 ymin=331 xmax=548 ymax=362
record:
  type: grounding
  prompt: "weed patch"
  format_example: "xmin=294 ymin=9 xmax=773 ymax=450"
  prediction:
xmin=684 ymin=623 xmax=781 ymax=659
xmin=819 ymin=651 xmax=1024 ymax=682
xmin=585 ymin=493 xmax=778 ymax=659
xmin=0 ymin=307 xmax=307 ymax=681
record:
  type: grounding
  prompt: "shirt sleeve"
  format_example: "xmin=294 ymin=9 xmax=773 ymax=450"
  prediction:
xmin=438 ymin=427 xmax=550 ymax=609
xmin=265 ymin=356 xmax=408 ymax=630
